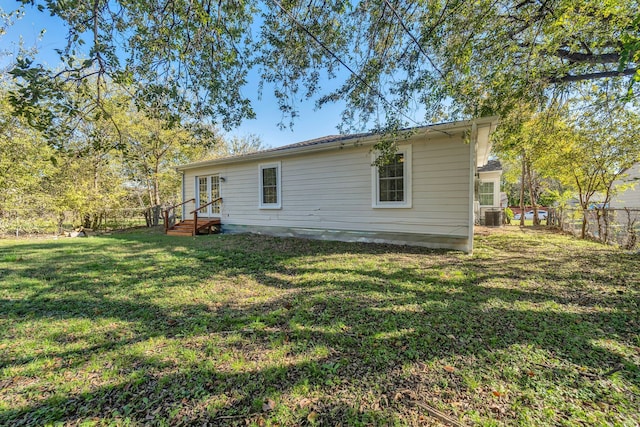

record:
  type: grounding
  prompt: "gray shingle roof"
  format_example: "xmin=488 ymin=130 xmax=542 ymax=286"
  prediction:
xmin=478 ymin=159 xmax=502 ymax=172
xmin=263 ymin=133 xmax=366 ymax=153
xmin=176 ymin=116 xmax=500 ymax=171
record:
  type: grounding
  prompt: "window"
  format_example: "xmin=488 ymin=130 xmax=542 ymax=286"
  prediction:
xmin=479 ymin=181 xmax=494 ymax=206
xmin=372 ymin=146 xmax=412 ymax=208
xmin=259 ymin=162 xmax=281 ymax=209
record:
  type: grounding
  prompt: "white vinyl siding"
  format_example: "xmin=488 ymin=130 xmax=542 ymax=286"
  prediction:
xmin=259 ymin=162 xmax=281 ymax=209
xmin=182 ymin=134 xmax=471 ymax=239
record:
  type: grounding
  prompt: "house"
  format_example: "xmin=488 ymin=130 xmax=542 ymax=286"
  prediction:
xmin=475 ymin=159 xmax=503 ymax=224
xmin=172 ymin=117 xmax=499 ymax=253
xmin=610 ymin=162 xmax=640 ymax=208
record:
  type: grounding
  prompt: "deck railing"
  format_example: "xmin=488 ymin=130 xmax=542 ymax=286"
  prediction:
xmin=189 ymin=197 xmax=223 ymax=235
xmin=163 ymin=198 xmax=195 ymax=233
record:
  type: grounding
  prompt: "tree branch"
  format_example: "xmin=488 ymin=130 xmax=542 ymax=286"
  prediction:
xmin=552 ymin=68 xmax=638 ymax=83
xmin=556 ymin=49 xmax=620 ymax=64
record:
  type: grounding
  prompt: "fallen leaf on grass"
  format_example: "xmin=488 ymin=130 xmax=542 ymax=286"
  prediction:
xmin=307 ymin=411 xmax=318 ymax=423
xmin=263 ymin=398 xmax=276 ymax=412
xmin=298 ymin=398 xmax=313 ymax=408
xmin=490 ymin=404 xmax=505 ymax=414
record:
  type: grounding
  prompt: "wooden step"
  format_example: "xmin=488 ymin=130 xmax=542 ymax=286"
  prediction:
xmin=166 ymin=229 xmax=195 ymax=237
xmin=180 ymin=218 xmax=221 ymax=224
xmin=166 ymin=218 xmax=221 ymax=236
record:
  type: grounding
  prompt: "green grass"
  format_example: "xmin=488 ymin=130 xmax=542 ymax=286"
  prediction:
xmin=0 ymin=228 xmax=638 ymax=426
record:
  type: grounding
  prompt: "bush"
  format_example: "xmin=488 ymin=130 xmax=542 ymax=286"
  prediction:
xmin=504 ymin=207 xmax=514 ymax=224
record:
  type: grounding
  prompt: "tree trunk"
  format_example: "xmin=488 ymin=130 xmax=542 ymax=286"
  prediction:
xmin=57 ymin=213 xmax=65 ymax=235
xmin=519 ymin=153 xmax=526 ymax=227
xmin=526 ymin=162 xmax=540 ymax=225
xmin=600 ymin=181 xmax=615 ymax=244
xmin=152 ymin=163 xmax=161 ymax=226
xmin=146 ymin=186 xmax=159 ymax=226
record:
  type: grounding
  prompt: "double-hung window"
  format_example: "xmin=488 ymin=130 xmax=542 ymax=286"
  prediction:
xmin=372 ymin=146 xmax=412 ymax=208
xmin=259 ymin=162 xmax=281 ymax=209
xmin=478 ymin=181 xmax=494 ymax=206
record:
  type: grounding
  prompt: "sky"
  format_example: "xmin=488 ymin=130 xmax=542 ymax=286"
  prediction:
xmin=0 ymin=3 xmax=402 ymax=148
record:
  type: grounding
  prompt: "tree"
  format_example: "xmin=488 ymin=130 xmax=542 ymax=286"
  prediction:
xmin=265 ymin=0 xmax=639 ymax=124
xmin=9 ymin=0 xmax=256 ymax=135
xmin=0 ymin=83 xmax=128 ymax=232
xmin=559 ymin=105 xmax=640 ymax=239
xmin=0 ymin=94 xmax=55 ymax=215
xmin=204 ymin=134 xmax=268 ymax=159
xmin=5 ymin=1 xmax=639 ymax=135
xmin=0 ymin=77 xmax=219 ymax=232
xmin=493 ymin=106 xmax=567 ymax=225
xmin=117 ymin=109 xmax=217 ymax=225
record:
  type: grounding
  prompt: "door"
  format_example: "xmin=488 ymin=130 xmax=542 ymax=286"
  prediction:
xmin=195 ymin=175 xmax=221 ymax=217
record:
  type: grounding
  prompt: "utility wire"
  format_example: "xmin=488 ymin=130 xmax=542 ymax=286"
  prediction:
xmin=382 ymin=0 xmax=489 ymax=135
xmin=269 ymin=0 xmax=423 ymax=128
xmin=382 ymin=0 xmax=445 ymax=80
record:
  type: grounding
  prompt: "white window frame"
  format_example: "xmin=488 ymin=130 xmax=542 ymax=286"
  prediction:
xmin=371 ymin=145 xmax=412 ymax=208
xmin=259 ymin=161 xmax=282 ymax=209
xmin=478 ymin=181 xmax=495 ymax=206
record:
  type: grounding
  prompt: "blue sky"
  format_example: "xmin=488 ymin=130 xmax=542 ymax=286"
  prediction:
xmin=1 ymin=3 xmax=426 ymax=147
xmin=0 ymin=5 xmax=340 ymax=147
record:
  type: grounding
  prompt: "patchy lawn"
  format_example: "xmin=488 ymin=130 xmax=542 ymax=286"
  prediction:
xmin=0 ymin=228 xmax=638 ymax=426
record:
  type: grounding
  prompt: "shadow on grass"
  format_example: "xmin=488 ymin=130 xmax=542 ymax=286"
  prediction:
xmin=0 ymin=232 xmax=638 ymax=425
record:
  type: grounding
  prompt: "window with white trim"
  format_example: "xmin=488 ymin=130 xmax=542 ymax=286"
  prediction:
xmin=372 ymin=146 xmax=412 ymax=208
xmin=259 ymin=162 xmax=281 ymax=209
xmin=479 ymin=181 xmax=494 ymax=206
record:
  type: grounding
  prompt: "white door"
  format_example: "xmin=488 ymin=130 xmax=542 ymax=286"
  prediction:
xmin=195 ymin=175 xmax=221 ymax=217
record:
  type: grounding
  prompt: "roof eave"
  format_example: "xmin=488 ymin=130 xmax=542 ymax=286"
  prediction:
xmin=176 ymin=117 xmax=499 ymax=171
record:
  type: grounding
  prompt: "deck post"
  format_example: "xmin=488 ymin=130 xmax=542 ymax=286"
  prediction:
xmin=193 ymin=211 xmax=198 ymax=236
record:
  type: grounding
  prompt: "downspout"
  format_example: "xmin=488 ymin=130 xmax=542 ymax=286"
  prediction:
xmin=181 ymin=171 xmax=185 ymax=206
xmin=467 ymin=122 xmax=478 ymax=254
xmin=180 ymin=170 xmax=185 ymax=220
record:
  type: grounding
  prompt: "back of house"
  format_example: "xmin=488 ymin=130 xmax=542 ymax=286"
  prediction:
xmin=176 ymin=118 xmax=498 ymax=252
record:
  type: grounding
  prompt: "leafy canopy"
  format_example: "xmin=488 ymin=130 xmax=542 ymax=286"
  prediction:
xmin=5 ymin=0 xmax=640 ymax=133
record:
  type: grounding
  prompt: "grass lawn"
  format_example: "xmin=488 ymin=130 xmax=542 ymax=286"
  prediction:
xmin=0 ymin=228 xmax=638 ymax=426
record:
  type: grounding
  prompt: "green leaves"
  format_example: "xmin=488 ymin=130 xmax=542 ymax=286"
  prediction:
xmin=619 ymin=13 xmax=640 ymax=97
xmin=4 ymin=0 xmax=640 ymax=137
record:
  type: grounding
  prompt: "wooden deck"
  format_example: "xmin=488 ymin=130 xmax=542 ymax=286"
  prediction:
xmin=165 ymin=218 xmax=221 ymax=236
